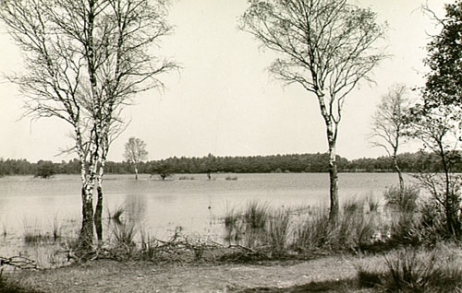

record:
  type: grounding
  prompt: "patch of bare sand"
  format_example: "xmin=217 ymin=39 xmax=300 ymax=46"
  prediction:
xmin=15 ymin=255 xmax=383 ymax=292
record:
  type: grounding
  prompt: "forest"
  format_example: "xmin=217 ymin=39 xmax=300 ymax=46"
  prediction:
xmin=0 ymin=151 xmax=459 ymax=178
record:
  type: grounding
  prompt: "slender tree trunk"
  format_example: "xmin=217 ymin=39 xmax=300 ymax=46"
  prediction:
xmin=135 ymin=165 xmax=139 ymax=180
xmin=94 ymin=186 xmax=103 ymax=246
xmin=442 ymin=156 xmax=457 ymax=236
xmin=95 ymin=135 xmax=108 ymax=247
xmin=392 ymin=154 xmax=405 ymax=201
xmin=328 ymin=139 xmax=339 ymax=225
xmin=80 ymin=186 xmax=95 ymax=250
xmin=318 ymin=93 xmax=340 ymax=225
xmin=76 ymin=128 xmax=96 ymax=250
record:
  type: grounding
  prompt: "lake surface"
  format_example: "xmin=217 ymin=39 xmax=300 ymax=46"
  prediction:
xmin=0 ymin=172 xmax=407 ymax=267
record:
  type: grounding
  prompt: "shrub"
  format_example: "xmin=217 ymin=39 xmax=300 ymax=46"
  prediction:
xmin=407 ymin=199 xmax=448 ymax=247
xmin=381 ymin=247 xmax=462 ymax=293
xmin=384 ymin=185 xmax=419 ymax=213
xmin=356 ymin=246 xmax=462 ymax=292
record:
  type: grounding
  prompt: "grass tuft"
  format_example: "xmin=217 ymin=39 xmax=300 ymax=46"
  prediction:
xmin=356 ymin=246 xmax=462 ymax=293
xmin=0 ymin=275 xmax=44 ymax=293
xmin=267 ymin=210 xmax=291 ymax=256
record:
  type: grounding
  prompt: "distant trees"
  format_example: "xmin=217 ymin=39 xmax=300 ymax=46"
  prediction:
xmin=0 ymin=0 xmax=176 ymax=249
xmin=35 ymin=160 xmax=55 ymax=179
xmin=370 ymin=84 xmax=411 ymax=195
xmin=0 ymin=152 xmax=461 ymax=177
xmin=241 ymin=0 xmax=387 ymax=224
xmin=124 ymin=137 xmax=148 ymax=180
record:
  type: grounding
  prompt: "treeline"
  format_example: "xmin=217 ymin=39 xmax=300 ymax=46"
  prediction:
xmin=1 ymin=151 xmax=461 ymax=177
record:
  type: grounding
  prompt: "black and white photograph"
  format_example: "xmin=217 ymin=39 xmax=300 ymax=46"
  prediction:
xmin=0 ymin=0 xmax=461 ymax=292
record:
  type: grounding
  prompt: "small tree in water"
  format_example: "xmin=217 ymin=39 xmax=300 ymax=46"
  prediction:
xmin=124 ymin=137 xmax=148 ymax=180
xmin=370 ymin=84 xmax=412 ymax=198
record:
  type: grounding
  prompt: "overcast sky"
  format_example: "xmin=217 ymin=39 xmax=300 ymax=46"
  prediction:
xmin=0 ymin=0 xmax=446 ymax=163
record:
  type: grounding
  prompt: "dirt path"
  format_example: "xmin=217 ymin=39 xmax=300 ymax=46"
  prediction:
xmin=14 ymin=255 xmax=381 ymax=293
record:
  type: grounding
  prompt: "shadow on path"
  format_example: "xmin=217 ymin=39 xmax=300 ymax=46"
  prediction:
xmin=234 ymin=278 xmax=362 ymax=293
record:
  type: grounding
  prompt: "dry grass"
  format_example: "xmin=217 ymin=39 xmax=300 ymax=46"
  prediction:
xmin=13 ymin=255 xmax=371 ymax=293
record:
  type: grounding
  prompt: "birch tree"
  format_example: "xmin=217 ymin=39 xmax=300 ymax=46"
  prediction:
xmin=241 ymin=0 xmax=387 ymax=224
xmin=0 ymin=0 xmax=176 ymax=249
xmin=370 ymin=84 xmax=411 ymax=196
xmin=124 ymin=137 xmax=148 ymax=180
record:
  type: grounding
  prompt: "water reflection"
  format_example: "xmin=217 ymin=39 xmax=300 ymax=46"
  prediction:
xmin=0 ymin=173 xmax=405 ymax=268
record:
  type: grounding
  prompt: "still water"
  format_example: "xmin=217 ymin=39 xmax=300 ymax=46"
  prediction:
xmin=0 ymin=173 xmax=405 ymax=266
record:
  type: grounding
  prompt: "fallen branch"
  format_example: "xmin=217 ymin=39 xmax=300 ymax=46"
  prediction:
xmin=0 ymin=256 xmax=38 ymax=270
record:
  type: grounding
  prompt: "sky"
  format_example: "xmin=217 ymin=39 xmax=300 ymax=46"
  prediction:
xmin=0 ymin=0 xmax=448 ymax=163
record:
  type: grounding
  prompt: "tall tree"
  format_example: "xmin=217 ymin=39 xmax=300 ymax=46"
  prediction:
xmin=241 ymin=0 xmax=387 ymax=223
xmin=0 ymin=0 xmax=176 ymax=249
xmin=407 ymin=0 xmax=462 ymax=237
xmin=370 ymin=84 xmax=410 ymax=196
xmin=124 ymin=137 xmax=148 ymax=180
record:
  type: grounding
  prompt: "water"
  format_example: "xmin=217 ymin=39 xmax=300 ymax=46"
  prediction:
xmin=0 ymin=172 xmax=405 ymax=267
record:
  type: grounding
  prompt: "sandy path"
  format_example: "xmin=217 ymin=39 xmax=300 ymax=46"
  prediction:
xmin=14 ymin=256 xmax=376 ymax=293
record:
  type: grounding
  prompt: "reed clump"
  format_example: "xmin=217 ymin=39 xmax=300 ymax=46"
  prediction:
xmin=356 ymin=245 xmax=462 ymax=292
xmin=221 ymin=197 xmax=387 ymax=258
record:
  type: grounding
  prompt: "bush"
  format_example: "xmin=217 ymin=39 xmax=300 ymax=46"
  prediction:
xmin=384 ymin=185 xmax=419 ymax=213
xmin=382 ymin=247 xmax=462 ymax=292
xmin=356 ymin=246 xmax=462 ymax=293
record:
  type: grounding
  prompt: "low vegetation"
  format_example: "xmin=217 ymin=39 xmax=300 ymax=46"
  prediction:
xmin=357 ymin=245 xmax=462 ymax=293
xmin=0 ymin=275 xmax=43 ymax=293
